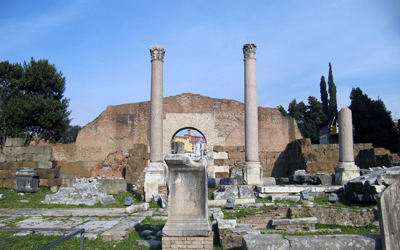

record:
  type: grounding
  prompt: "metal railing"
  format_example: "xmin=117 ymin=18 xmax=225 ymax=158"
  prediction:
xmin=0 ymin=227 xmax=85 ymax=250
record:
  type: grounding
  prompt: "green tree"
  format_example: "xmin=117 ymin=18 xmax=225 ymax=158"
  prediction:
xmin=328 ymin=62 xmax=338 ymax=123
xmin=0 ymin=61 xmax=23 ymax=145
xmin=287 ymin=97 xmax=325 ymax=143
xmin=349 ymin=87 xmax=399 ymax=153
xmin=276 ymin=105 xmax=289 ymax=117
xmin=319 ymin=75 xmax=329 ymax=125
xmin=60 ymin=125 xmax=82 ymax=144
xmin=0 ymin=58 xmax=71 ymax=144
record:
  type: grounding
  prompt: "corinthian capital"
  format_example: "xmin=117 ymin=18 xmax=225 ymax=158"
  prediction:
xmin=243 ymin=44 xmax=257 ymax=59
xmin=150 ymin=46 xmax=166 ymax=61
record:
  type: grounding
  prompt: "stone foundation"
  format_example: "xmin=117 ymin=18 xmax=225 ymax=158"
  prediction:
xmin=162 ymin=236 xmax=213 ymax=250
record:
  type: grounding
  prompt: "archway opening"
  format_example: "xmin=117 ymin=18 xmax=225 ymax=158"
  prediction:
xmin=171 ymin=128 xmax=207 ymax=155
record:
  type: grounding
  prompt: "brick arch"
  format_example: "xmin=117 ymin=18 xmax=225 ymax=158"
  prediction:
xmin=163 ymin=113 xmax=225 ymax=160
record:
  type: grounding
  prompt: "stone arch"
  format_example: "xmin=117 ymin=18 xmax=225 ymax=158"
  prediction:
xmin=163 ymin=113 xmax=225 ymax=160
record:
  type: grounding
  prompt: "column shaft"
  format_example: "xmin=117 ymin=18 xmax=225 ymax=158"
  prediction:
xmin=244 ymin=44 xmax=259 ymax=163
xmin=150 ymin=59 xmax=164 ymax=163
xmin=338 ymin=108 xmax=354 ymax=162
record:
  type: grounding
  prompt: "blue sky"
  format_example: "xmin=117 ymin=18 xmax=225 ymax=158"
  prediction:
xmin=1 ymin=0 xmax=399 ymax=126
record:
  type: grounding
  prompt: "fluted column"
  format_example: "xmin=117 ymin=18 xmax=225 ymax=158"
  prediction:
xmin=335 ymin=107 xmax=360 ymax=185
xmin=242 ymin=44 xmax=263 ymax=186
xmin=145 ymin=45 xmax=167 ymax=202
xmin=150 ymin=45 xmax=165 ymax=163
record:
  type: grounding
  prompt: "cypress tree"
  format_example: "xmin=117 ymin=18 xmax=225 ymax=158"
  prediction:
xmin=328 ymin=62 xmax=338 ymax=123
xmin=320 ymin=75 xmax=329 ymax=125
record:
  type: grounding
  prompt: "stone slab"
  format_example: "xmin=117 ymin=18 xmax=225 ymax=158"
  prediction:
xmin=286 ymin=235 xmax=381 ymax=250
xmin=257 ymin=185 xmax=342 ymax=194
xmin=376 ymin=180 xmax=400 ymax=250
xmin=242 ymin=234 xmax=289 ymax=250
xmin=271 ymin=217 xmax=318 ymax=226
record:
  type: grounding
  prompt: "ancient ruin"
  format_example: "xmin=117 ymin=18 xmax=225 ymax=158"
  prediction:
xmin=1 ymin=44 xmax=399 ymax=250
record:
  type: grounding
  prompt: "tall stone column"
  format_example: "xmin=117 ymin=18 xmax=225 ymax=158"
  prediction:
xmin=334 ymin=107 xmax=360 ymax=185
xmin=144 ymin=45 xmax=167 ymax=202
xmin=242 ymin=44 xmax=263 ymax=186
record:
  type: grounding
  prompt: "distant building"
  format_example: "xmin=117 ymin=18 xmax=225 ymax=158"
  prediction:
xmin=171 ymin=129 xmax=207 ymax=153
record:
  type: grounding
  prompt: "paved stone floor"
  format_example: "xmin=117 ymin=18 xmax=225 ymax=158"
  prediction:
xmin=0 ymin=207 xmax=169 ymax=242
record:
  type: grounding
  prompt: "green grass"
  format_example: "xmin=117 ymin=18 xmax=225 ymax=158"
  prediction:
xmin=208 ymin=188 xmax=217 ymax=200
xmin=0 ymin=187 xmax=144 ymax=209
xmin=0 ymin=229 xmax=158 ymax=250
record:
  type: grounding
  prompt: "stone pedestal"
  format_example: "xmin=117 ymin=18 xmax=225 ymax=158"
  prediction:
xmin=334 ymin=108 xmax=360 ymax=185
xmin=16 ymin=167 xmax=39 ymax=193
xmin=144 ymin=162 xmax=166 ymax=202
xmin=163 ymin=154 xmax=211 ymax=238
xmin=243 ymin=162 xmax=263 ymax=186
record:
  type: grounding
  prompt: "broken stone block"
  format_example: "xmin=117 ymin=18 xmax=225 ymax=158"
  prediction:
xmin=124 ymin=197 xmax=133 ymax=206
xmin=126 ymin=203 xmax=149 ymax=214
xmin=263 ymin=177 xmax=276 ymax=186
xmin=226 ymin=198 xmax=235 ymax=209
xmin=238 ymin=185 xmax=256 ymax=199
xmin=328 ymin=193 xmax=339 ymax=202
xmin=217 ymin=219 xmax=237 ymax=230
xmin=213 ymin=211 xmax=224 ymax=220
xmin=16 ymin=167 xmax=39 ymax=193
xmin=213 ymin=185 xmax=239 ymax=200
xmin=300 ymin=190 xmax=309 ymax=200
xmin=219 ymin=224 xmax=260 ymax=250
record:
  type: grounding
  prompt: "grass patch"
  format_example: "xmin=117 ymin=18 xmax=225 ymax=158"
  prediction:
xmin=208 ymin=188 xmax=217 ymax=200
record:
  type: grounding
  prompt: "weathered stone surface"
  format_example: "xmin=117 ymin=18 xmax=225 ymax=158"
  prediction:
xmin=242 ymin=234 xmax=289 ymax=250
xmin=377 ymin=180 xmax=400 ymax=250
xmin=213 ymin=185 xmax=239 ymax=200
xmin=220 ymin=177 xmax=236 ymax=185
xmin=125 ymin=143 xmax=149 ymax=183
xmin=286 ymin=235 xmax=380 ymax=250
xmin=96 ymin=178 xmax=126 ymax=194
xmin=263 ymin=177 xmax=276 ymax=185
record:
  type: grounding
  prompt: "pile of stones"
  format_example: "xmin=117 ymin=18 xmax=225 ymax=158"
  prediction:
xmin=345 ymin=166 xmax=400 ymax=202
xmin=41 ymin=178 xmax=116 ymax=206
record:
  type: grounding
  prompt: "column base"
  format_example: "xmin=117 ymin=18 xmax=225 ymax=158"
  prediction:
xmin=144 ymin=162 xmax=167 ymax=202
xmin=334 ymin=162 xmax=360 ymax=185
xmin=243 ymin=162 xmax=263 ymax=186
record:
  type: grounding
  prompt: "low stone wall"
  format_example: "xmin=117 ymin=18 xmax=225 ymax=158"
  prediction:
xmin=0 ymin=138 xmax=62 ymax=188
xmin=213 ymin=139 xmax=400 ymax=178
xmin=289 ymin=207 xmax=377 ymax=227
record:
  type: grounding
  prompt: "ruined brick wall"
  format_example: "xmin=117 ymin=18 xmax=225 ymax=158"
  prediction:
xmin=54 ymin=93 xmax=302 ymax=169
